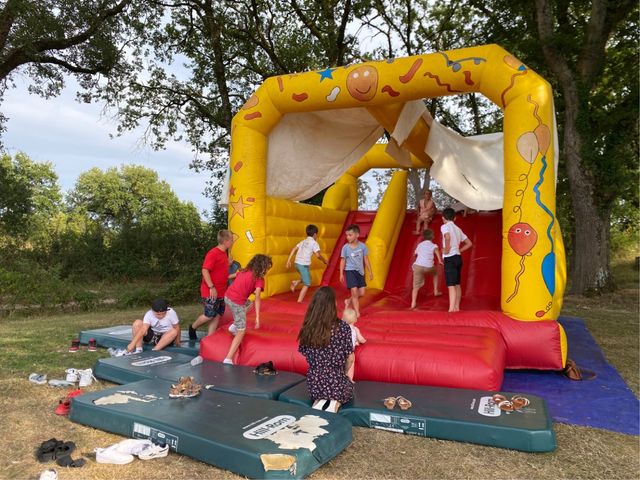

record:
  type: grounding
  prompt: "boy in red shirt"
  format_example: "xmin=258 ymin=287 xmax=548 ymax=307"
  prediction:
xmin=188 ymin=230 xmax=234 ymax=339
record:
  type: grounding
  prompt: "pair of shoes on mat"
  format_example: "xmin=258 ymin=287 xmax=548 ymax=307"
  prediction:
xmin=312 ymin=399 xmax=340 ymax=413
xmin=96 ymin=439 xmax=169 ymax=464
xmin=492 ymin=394 xmax=531 ymax=412
xmin=169 ymin=376 xmax=202 ymax=398
xmin=54 ymin=389 xmax=83 ymax=416
xmin=29 ymin=373 xmax=48 ymax=385
xmin=253 ymin=361 xmax=277 ymax=376
xmin=383 ymin=396 xmax=412 ymax=410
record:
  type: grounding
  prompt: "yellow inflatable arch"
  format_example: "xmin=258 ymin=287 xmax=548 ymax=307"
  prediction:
xmin=227 ymin=44 xmax=566 ymax=323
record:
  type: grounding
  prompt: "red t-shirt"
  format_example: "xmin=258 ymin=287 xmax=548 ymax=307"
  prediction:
xmin=225 ymin=270 xmax=265 ymax=305
xmin=200 ymin=247 xmax=229 ymax=298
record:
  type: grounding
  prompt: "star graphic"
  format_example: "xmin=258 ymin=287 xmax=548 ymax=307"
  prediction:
xmin=229 ymin=195 xmax=252 ymax=219
xmin=317 ymin=67 xmax=336 ymax=82
xmin=229 ymin=185 xmax=236 ymax=197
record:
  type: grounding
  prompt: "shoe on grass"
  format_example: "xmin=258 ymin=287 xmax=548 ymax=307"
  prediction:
xmin=138 ymin=443 xmax=169 ymax=460
xmin=78 ymin=368 xmax=97 ymax=387
xmin=48 ymin=379 xmax=75 ymax=387
xmin=39 ymin=469 xmax=57 ymax=480
xmin=54 ymin=389 xmax=82 ymax=416
xmin=68 ymin=339 xmax=80 ymax=353
xmin=87 ymin=338 xmax=97 ymax=351
xmin=65 ymin=368 xmax=79 ymax=383
xmin=95 ymin=446 xmax=134 ymax=465
xmin=113 ymin=438 xmax=153 ymax=455
xmin=29 ymin=373 xmax=47 ymax=385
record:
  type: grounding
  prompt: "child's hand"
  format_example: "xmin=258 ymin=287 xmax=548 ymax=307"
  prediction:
xmin=286 ymin=260 xmax=291 ymax=269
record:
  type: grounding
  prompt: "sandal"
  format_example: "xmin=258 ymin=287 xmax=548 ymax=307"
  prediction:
xmin=56 ymin=454 xmax=85 ymax=468
xmin=36 ymin=439 xmax=63 ymax=463
xmin=396 ymin=396 xmax=412 ymax=410
xmin=254 ymin=361 xmax=278 ymax=376
xmin=169 ymin=376 xmax=202 ymax=398
xmin=383 ymin=397 xmax=397 ymax=410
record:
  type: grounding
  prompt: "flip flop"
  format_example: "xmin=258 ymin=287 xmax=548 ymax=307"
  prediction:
xmin=383 ymin=397 xmax=397 ymax=410
xmin=397 ymin=396 xmax=412 ymax=410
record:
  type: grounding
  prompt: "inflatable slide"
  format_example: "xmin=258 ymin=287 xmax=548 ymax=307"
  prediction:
xmin=211 ymin=44 xmax=567 ymax=391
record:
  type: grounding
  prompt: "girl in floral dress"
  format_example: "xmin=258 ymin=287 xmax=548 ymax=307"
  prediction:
xmin=298 ymin=287 xmax=354 ymax=412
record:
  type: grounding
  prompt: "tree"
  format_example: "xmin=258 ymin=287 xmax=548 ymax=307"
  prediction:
xmin=0 ymin=0 xmax=161 ymax=140
xmin=0 ymin=151 xmax=61 ymax=238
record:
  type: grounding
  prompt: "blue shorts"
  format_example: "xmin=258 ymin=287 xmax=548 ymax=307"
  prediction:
xmin=295 ymin=263 xmax=312 ymax=286
xmin=202 ymin=297 xmax=225 ymax=318
xmin=345 ymin=270 xmax=366 ymax=289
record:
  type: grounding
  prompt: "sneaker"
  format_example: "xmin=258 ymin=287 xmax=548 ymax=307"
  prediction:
xmin=228 ymin=324 xmax=237 ymax=336
xmin=29 ymin=373 xmax=48 ymax=385
xmin=65 ymin=368 xmax=79 ymax=383
xmin=54 ymin=389 xmax=82 ymax=416
xmin=190 ymin=355 xmax=203 ymax=366
xmin=78 ymin=368 xmax=97 ymax=387
xmin=188 ymin=324 xmax=197 ymax=340
xmin=95 ymin=446 xmax=134 ymax=465
xmin=68 ymin=339 xmax=80 ymax=353
xmin=87 ymin=338 xmax=97 ymax=351
xmin=113 ymin=438 xmax=153 ymax=455
xmin=39 ymin=469 xmax=58 ymax=480
xmin=138 ymin=442 xmax=169 ymax=460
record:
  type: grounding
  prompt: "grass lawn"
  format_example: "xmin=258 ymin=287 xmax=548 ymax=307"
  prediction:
xmin=1 ymin=260 xmax=638 ymax=479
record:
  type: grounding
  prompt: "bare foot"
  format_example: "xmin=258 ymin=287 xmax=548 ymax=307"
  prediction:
xmin=290 ymin=280 xmax=299 ymax=293
xmin=409 ymin=305 xmax=417 ymax=310
xmin=433 ymin=291 xmax=442 ymax=297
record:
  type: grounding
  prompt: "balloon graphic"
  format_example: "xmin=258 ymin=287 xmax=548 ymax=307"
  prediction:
xmin=517 ymin=132 xmax=538 ymax=164
xmin=534 ymin=124 xmax=551 ymax=155
xmin=506 ymin=222 xmax=538 ymax=304
xmin=508 ymin=222 xmax=538 ymax=256
xmin=541 ymin=252 xmax=555 ymax=295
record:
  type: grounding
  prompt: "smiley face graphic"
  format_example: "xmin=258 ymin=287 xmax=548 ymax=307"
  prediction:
xmin=346 ymin=65 xmax=378 ymax=102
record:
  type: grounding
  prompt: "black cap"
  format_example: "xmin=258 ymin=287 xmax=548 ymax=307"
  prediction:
xmin=151 ymin=298 xmax=169 ymax=312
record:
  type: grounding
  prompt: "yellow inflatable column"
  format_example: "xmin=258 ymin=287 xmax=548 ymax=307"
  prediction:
xmin=366 ymin=170 xmax=407 ymax=289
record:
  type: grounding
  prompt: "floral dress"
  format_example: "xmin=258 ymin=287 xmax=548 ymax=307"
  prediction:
xmin=299 ymin=320 xmax=355 ymax=404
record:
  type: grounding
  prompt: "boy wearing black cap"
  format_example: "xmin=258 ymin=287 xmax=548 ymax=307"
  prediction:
xmin=126 ymin=298 xmax=181 ymax=353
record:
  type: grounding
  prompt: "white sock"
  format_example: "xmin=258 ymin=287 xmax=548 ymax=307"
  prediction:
xmin=223 ymin=358 xmax=233 ymax=365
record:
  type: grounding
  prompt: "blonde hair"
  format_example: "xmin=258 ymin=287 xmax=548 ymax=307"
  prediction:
xmin=342 ymin=308 xmax=357 ymax=324
xmin=217 ymin=229 xmax=233 ymax=244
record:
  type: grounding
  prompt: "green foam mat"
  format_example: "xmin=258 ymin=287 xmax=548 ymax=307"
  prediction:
xmin=70 ymin=379 xmax=352 ymax=479
xmin=94 ymin=351 xmax=306 ymax=399
xmin=94 ymin=350 xmax=196 ymax=384
xmin=279 ymin=381 xmax=555 ymax=452
xmin=79 ymin=325 xmax=200 ymax=356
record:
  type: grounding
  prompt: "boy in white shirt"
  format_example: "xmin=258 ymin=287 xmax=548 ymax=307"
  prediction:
xmin=440 ymin=208 xmax=473 ymax=312
xmin=411 ymin=228 xmax=443 ymax=309
xmin=126 ymin=298 xmax=181 ymax=353
xmin=286 ymin=224 xmax=328 ymax=302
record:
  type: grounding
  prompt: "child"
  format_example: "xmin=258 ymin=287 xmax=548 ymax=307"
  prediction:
xmin=414 ymin=189 xmax=437 ymax=234
xmin=189 ymin=229 xmax=234 ymax=339
xmin=440 ymin=207 xmax=472 ymax=312
xmin=223 ymin=254 xmax=272 ymax=365
xmin=411 ymin=228 xmax=443 ymax=309
xmin=339 ymin=224 xmax=373 ymax=318
xmin=342 ymin=308 xmax=366 ymax=381
xmin=298 ymin=287 xmax=354 ymax=413
xmin=126 ymin=298 xmax=181 ymax=354
xmin=286 ymin=224 xmax=328 ymax=303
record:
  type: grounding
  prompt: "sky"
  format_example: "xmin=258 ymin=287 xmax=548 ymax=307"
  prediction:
xmin=2 ymin=80 xmax=213 ymax=214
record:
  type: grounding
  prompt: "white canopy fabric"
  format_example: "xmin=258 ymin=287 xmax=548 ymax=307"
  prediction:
xmin=426 ymin=121 xmax=505 ymax=211
xmin=266 ymin=108 xmax=384 ymax=201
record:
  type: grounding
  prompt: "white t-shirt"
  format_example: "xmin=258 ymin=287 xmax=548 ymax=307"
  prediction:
xmin=143 ymin=308 xmax=180 ymax=333
xmin=414 ymin=240 xmax=438 ymax=268
xmin=440 ymin=222 xmax=468 ymax=258
xmin=294 ymin=237 xmax=320 ymax=266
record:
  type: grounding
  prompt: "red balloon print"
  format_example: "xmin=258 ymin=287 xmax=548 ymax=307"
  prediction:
xmin=508 ymin=222 xmax=538 ymax=256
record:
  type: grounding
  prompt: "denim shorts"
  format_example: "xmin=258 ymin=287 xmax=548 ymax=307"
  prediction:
xmin=202 ymin=297 xmax=225 ymax=319
xmin=224 ymin=297 xmax=247 ymax=330
xmin=295 ymin=263 xmax=312 ymax=286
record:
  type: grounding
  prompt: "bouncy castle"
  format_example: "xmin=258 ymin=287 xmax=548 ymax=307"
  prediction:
xmin=201 ymin=44 xmax=567 ymax=391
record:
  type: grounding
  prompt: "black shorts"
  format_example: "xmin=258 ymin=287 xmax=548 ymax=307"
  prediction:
xmin=345 ymin=270 xmax=366 ymax=289
xmin=143 ymin=329 xmax=165 ymax=345
xmin=444 ymin=255 xmax=463 ymax=286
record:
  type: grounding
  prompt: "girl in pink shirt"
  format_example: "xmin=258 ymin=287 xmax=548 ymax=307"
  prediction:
xmin=223 ymin=254 xmax=272 ymax=365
